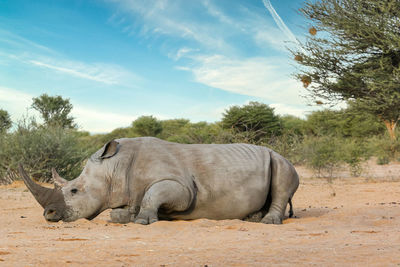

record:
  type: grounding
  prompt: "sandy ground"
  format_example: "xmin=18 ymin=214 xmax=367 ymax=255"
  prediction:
xmin=1 ymin=168 xmax=400 ymax=266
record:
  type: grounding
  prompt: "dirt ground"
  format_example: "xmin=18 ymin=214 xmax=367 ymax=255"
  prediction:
xmin=1 ymin=165 xmax=400 ymax=266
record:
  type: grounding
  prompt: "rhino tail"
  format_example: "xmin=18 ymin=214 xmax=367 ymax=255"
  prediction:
xmin=288 ymin=197 xmax=294 ymax=218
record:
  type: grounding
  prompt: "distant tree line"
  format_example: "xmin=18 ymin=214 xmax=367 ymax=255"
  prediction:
xmin=0 ymin=93 xmax=399 ymax=184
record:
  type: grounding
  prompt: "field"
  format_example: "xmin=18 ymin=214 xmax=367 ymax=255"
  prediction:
xmin=1 ymin=165 xmax=400 ymax=266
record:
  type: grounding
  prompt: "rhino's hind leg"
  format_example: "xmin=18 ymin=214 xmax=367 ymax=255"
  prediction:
xmin=134 ymin=180 xmax=193 ymax=225
xmin=261 ymin=151 xmax=299 ymax=225
xmin=243 ymin=211 xmax=263 ymax=222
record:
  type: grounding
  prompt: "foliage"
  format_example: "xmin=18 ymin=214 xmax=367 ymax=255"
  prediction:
xmin=340 ymin=139 xmax=368 ymax=176
xmin=131 ymin=115 xmax=162 ymax=137
xmin=3 ymin=92 xmax=400 ymax=183
xmin=305 ymin=103 xmax=385 ymax=138
xmin=366 ymin=135 xmax=400 ymax=165
xmin=159 ymin=119 xmax=190 ymax=140
xmin=0 ymin=117 xmax=89 ymax=183
xmin=301 ymin=136 xmax=343 ymax=179
xmin=31 ymin=94 xmax=76 ymax=129
xmin=266 ymin=131 xmax=304 ymax=165
xmin=0 ymin=109 xmax=12 ymax=133
xmin=305 ymin=109 xmax=344 ymax=136
xmin=279 ymin=115 xmax=306 ymax=136
xmin=221 ymin=102 xmax=281 ymax=142
xmin=294 ymin=0 xmax=400 ymax=138
xmin=167 ymin=122 xmax=233 ymax=144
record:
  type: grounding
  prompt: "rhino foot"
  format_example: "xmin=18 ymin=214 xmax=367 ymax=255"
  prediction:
xmin=243 ymin=211 xmax=263 ymax=222
xmin=110 ymin=208 xmax=131 ymax=224
xmin=133 ymin=209 xmax=158 ymax=225
xmin=261 ymin=213 xmax=282 ymax=225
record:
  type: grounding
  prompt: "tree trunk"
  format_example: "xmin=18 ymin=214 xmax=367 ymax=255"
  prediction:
xmin=383 ymin=119 xmax=397 ymax=140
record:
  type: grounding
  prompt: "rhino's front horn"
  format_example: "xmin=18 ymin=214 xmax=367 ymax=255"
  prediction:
xmin=18 ymin=164 xmax=63 ymax=209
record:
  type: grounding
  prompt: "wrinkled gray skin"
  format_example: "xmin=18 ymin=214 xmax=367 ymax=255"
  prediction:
xmin=20 ymin=137 xmax=299 ymax=225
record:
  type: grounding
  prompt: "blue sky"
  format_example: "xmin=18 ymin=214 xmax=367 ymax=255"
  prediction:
xmin=0 ymin=0 xmax=316 ymax=133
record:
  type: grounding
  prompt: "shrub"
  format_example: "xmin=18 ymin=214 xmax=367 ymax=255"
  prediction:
xmin=340 ymin=139 xmax=368 ymax=176
xmin=132 ymin=116 xmax=162 ymax=137
xmin=301 ymin=136 xmax=343 ymax=179
xmin=366 ymin=135 xmax=400 ymax=165
xmin=0 ymin=118 xmax=90 ymax=183
xmin=265 ymin=131 xmax=304 ymax=165
xmin=167 ymin=122 xmax=233 ymax=144
xmin=0 ymin=109 xmax=12 ymax=133
xmin=221 ymin=102 xmax=282 ymax=142
xmin=159 ymin=119 xmax=190 ymax=140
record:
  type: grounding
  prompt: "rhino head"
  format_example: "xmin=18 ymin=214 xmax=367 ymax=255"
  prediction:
xmin=19 ymin=140 xmax=120 ymax=222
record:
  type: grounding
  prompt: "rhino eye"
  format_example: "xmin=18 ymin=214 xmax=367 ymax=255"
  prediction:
xmin=71 ymin=188 xmax=78 ymax=195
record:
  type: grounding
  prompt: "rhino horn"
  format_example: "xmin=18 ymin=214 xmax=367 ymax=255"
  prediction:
xmin=18 ymin=164 xmax=62 ymax=209
xmin=52 ymin=168 xmax=68 ymax=188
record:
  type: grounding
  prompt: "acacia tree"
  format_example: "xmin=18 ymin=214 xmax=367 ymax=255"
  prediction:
xmin=31 ymin=94 xmax=76 ymax=129
xmin=221 ymin=101 xmax=281 ymax=142
xmin=132 ymin=115 xmax=163 ymax=137
xmin=294 ymin=0 xmax=400 ymax=139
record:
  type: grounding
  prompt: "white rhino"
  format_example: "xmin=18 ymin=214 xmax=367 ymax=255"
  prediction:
xmin=20 ymin=137 xmax=299 ymax=225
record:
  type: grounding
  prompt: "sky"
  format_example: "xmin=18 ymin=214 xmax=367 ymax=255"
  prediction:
xmin=0 ymin=0 xmax=316 ymax=133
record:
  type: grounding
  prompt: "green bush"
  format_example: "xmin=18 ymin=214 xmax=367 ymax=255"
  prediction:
xmin=167 ymin=122 xmax=233 ymax=144
xmin=0 ymin=109 xmax=12 ymax=133
xmin=280 ymin=115 xmax=306 ymax=136
xmin=340 ymin=139 xmax=368 ymax=176
xmin=265 ymin=131 xmax=304 ymax=165
xmin=301 ymin=136 xmax=343 ymax=179
xmin=221 ymin=102 xmax=282 ymax=142
xmin=305 ymin=107 xmax=385 ymax=138
xmin=132 ymin=115 xmax=162 ymax=137
xmin=0 ymin=118 xmax=90 ymax=183
xmin=366 ymin=135 xmax=400 ymax=165
xmin=159 ymin=119 xmax=190 ymax=140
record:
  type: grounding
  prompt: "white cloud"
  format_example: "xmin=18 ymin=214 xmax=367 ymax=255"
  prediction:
xmin=108 ymin=0 xmax=233 ymax=51
xmin=202 ymin=0 xmax=236 ymax=26
xmin=0 ymin=29 xmax=56 ymax=55
xmin=254 ymin=28 xmax=290 ymax=53
xmin=270 ymin=103 xmax=309 ymax=118
xmin=0 ymin=86 xmax=35 ymax=122
xmin=27 ymin=58 xmax=141 ymax=86
xmin=72 ymin=106 xmax=172 ymax=133
xmin=181 ymin=54 xmax=306 ymax=106
xmin=72 ymin=106 xmax=136 ymax=133
xmin=169 ymin=47 xmax=198 ymax=61
xmin=109 ymin=0 xmax=301 ymax=55
xmin=0 ymin=30 xmax=142 ymax=87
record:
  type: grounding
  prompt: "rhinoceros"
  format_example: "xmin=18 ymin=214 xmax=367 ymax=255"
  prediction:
xmin=19 ymin=137 xmax=299 ymax=225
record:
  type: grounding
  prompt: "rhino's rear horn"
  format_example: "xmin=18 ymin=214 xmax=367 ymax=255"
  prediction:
xmin=18 ymin=164 xmax=59 ymax=208
xmin=52 ymin=168 xmax=68 ymax=188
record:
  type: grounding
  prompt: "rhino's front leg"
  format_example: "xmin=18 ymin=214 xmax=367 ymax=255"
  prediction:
xmin=110 ymin=207 xmax=131 ymax=223
xmin=134 ymin=180 xmax=192 ymax=225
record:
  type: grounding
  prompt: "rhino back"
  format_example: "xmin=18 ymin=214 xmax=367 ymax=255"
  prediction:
xmin=119 ymin=137 xmax=272 ymax=220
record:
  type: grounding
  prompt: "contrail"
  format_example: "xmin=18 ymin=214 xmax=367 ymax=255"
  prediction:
xmin=262 ymin=0 xmax=302 ymax=48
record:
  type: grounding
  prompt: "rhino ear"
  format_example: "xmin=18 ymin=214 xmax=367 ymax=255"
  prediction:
xmin=100 ymin=140 xmax=120 ymax=159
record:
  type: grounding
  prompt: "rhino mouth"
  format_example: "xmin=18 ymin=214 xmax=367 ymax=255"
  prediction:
xmin=86 ymin=207 xmax=103 ymax=221
xmin=43 ymin=205 xmax=64 ymax=222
